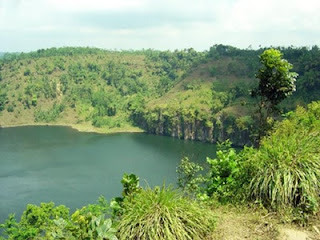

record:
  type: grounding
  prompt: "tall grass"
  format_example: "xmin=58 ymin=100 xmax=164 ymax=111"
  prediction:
xmin=246 ymin=103 xmax=320 ymax=215
xmin=117 ymin=186 xmax=215 ymax=240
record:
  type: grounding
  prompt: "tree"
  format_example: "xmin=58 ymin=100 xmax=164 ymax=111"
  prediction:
xmin=252 ymin=49 xmax=298 ymax=143
xmin=0 ymin=92 xmax=7 ymax=111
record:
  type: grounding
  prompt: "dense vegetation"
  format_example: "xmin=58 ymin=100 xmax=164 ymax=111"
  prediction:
xmin=0 ymin=45 xmax=320 ymax=238
xmin=177 ymin=101 xmax=320 ymax=223
xmin=0 ymin=45 xmax=320 ymax=145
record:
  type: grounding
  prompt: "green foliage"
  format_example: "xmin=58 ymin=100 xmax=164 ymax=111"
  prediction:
xmin=206 ymin=140 xmax=240 ymax=202
xmin=0 ymin=202 xmax=69 ymax=239
xmin=176 ymin=157 xmax=205 ymax=196
xmin=34 ymin=103 xmax=65 ymax=122
xmin=243 ymin=102 xmax=320 ymax=221
xmin=92 ymin=90 xmax=119 ymax=117
xmin=0 ymin=45 xmax=319 ymax=147
xmin=86 ymin=215 xmax=117 ymax=240
xmin=252 ymin=49 xmax=298 ymax=143
xmin=120 ymin=173 xmax=141 ymax=198
xmin=0 ymin=91 xmax=7 ymax=111
xmin=118 ymin=186 xmax=215 ymax=240
xmin=209 ymin=66 xmax=217 ymax=77
xmin=32 ymin=94 xmax=37 ymax=106
xmin=23 ymin=68 xmax=31 ymax=76
xmin=0 ymin=197 xmax=117 ymax=240
xmin=69 ymin=199 xmax=116 ymax=240
xmin=41 ymin=77 xmax=57 ymax=99
xmin=235 ymin=115 xmax=254 ymax=131
xmin=6 ymin=104 xmax=14 ymax=112
xmin=182 ymin=79 xmax=201 ymax=91
xmin=92 ymin=116 xmax=121 ymax=128
xmin=254 ymin=48 xmax=298 ymax=107
xmin=110 ymin=173 xmax=142 ymax=218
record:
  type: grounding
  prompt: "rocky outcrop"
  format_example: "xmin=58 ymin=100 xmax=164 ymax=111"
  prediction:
xmin=133 ymin=107 xmax=253 ymax=147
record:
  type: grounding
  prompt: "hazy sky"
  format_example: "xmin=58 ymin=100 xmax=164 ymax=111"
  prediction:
xmin=0 ymin=0 xmax=319 ymax=52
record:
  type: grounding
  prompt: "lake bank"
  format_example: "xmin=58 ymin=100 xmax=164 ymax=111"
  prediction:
xmin=0 ymin=122 xmax=144 ymax=134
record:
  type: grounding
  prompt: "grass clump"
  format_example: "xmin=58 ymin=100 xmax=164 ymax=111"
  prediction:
xmin=244 ymin=102 xmax=320 ymax=220
xmin=117 ymin=185 xmax=215 ymax=240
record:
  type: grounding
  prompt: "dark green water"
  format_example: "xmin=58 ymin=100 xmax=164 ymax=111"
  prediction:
xmin=0 ymin=126 xmax=216 ymax=223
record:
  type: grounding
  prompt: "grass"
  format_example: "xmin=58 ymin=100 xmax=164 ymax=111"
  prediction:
xmin=117 ymin=186 xmax=215 ymax=240
xmin=244 ymin=104 xmax=320 ymax=220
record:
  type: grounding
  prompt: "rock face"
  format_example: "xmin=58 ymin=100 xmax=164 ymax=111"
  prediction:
xmin=134 ymin=108 xmax=253 ymax=147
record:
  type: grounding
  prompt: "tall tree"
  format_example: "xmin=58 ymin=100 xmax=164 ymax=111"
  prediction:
xmin=252 ymin=49 xmax=298 ymax=144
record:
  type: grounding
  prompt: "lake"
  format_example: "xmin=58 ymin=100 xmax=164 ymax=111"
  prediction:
xmin=0 ymin=126 xmax=217 ymax=223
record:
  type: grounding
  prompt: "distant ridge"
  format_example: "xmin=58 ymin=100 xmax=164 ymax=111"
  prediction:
xmin=0 ymin=45 xmax=319 ymax=146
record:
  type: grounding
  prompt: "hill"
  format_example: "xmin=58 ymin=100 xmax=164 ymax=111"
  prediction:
xmin=0 ymin=45 xmax=319 ymax=145
xmin=131 ymin=45 xmax=320 ymax=145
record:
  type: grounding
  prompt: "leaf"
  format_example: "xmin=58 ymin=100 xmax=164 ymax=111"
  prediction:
xmin=104 ymin=218 xmax=112 ymax=229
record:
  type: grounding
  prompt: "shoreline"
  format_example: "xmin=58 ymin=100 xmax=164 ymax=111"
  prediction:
xmin=0 ymin=122 xmax=145 ymax=135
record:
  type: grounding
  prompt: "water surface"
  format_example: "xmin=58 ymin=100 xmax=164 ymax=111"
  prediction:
xmin=0 ymin=126 xmax=216 ymax=223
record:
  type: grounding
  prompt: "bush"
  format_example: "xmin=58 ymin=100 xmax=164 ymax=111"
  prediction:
xmin=50 ymin=197 xmax=117 ymax=240
xmin=0 ymin=92 xmax=8 ymax=111
xmin=23 ymin=68 xmax=31 ymax=76
xmin=34 ymin=103 xmax=65 ymax=122
xmin=0 ymin=202 xmax=69 ymax=239
xmin=244 ymin=102 xmax=320 ymax=218
xmin=209 ymin=66 xmax=217 ymax=77
xmin=7 ymin=105 xmax=14 ymax=112
xmin=0 ymin=198 xmax=117 ymax=240
xmin=92 ymin=116 xmax=121 ymax=128
xmin=206 ymin=140 xmax=241 ymax=202
xmin=177 ymin=157 xmax=205 ymax=196
xmin=118 ymin=186 xmax=215 ymax=240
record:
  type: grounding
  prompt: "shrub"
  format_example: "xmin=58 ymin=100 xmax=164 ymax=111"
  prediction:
xmin=32 ymin=94 xmax=37 ymax=106
xmin=0 ymin=92 xmax=8 ymax=111
xmin=69 ymin=212 xmax=117 ymax=240
xmin=110 ymin=173 xmax=142 ymax=218
xmin=23 ymin=68 xmax=31 ymax=76
xmin=209 ymin=66 xmax=217 ymax=77
xmin=7 ymin=105 xmax=14 ymax=112
xmin=118 ymin=186 xmax=215 ymax=240
xmin=0 ymin=202 xmax=69 ymax=239
xmin=244 ymin=102 xmax=320 ymax=218
xmin=0 ymin=198 xmax=117 ymax=240
xmin=92 ymin=116 xmax=117 ymax=128
xmin=177 ymin=157 xmax=205 ymax=196
xmin=49 ymin=196 xmax=117 ymax=240
xmin=34 ymin=103 xmax=65 ymax=122
xmin=206 ymin=140 xmax=241 ymax=202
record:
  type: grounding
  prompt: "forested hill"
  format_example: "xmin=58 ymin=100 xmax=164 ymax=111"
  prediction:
xmin=0 ymin=45 xmax=319 ymax=145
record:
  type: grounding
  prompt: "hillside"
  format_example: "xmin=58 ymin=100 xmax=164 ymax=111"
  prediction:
xmin=132 ymin=45 xmax=320 ymax=145
xmin=0 ymin=47 xmax=203 ymax=131
xmin=0 ymin=45 xmax=319 ymax=145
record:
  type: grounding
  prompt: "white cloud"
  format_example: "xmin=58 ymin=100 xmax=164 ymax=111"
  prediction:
xmin=224 ymin=0 xmax=320 ymax=32
xmin=0 ymin=0 xmax=320 ymax=52
xmin=46 ymin=0 xmax=147 ymax=12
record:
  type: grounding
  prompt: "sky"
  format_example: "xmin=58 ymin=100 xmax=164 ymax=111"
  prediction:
xmin=0 ymin=0 xmax=320 ymax=52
